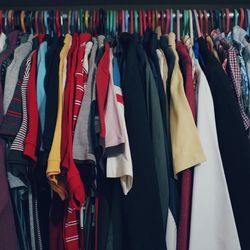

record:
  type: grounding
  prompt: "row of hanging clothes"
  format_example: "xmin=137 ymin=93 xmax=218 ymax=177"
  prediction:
xmin=0 ymin=6 xmax=250 ymax=250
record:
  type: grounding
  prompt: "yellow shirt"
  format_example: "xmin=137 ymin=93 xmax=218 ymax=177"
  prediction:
xmin=168 ymin=32 xmax=206 ymax=175
xmin=46 ymin=34 xmax=72 ymax=189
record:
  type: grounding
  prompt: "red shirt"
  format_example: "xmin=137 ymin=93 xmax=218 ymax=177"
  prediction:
xmin=96 ymin=42 xmax=110 ymax=140
xmin=72 ymin=33 xmax=91 ymax=132
xmin=176 ymin=42 xmax=196 ymax=250
xmin=24 ymin=50 xmax=39 ymax=162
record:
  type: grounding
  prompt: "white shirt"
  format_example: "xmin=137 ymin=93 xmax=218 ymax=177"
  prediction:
xmin=189 ymin=60 xmax=241 ymax=250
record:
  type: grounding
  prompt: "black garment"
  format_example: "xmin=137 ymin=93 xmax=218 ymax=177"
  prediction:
xmin=119 ymin=33 xmax=166 ymax=250
xmin=198 ymin=37 xmax=250 ymax=250
xmin=42 ymin=37 xmax=64 ymax=162
xmin=36 ymin=37 xmax=64 ymax=249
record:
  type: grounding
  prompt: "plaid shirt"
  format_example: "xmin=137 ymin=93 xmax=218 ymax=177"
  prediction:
xmin=211 ymin=30 xmax=250 ymax=130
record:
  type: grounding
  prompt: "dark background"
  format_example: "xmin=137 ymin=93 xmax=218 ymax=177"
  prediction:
xmin=0 ymin=0 xmax=249 ymax=9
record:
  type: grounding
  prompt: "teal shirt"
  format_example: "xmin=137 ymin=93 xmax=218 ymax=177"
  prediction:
xmin=37 ymin=41 xmax=48 ymax=148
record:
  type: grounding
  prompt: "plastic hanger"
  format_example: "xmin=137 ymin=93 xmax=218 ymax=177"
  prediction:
xmin=203 ymin=10 xmax=208 ymax=35
xmin=113 ymin=10 xmax=116 ymax=35
xmin=160 ymin=10 xmax=164 ymax=33
xmin=234 ymin=9 xmax=239 ymax=27
xmin=134 ymin=10 xmax=139 ymax=33
xmin=121 ymin=10 xmax=125 ymax=33
xmin=152 ymin=10 xmax=155 ymax=30
xmin=225 ymin=8 xmax=230 ymax=34
xmin=139 ymin=10 xmax=143 ymax=36
xmin=74 ymin=10 xmax=78 ymax=33
xmin=7 ymin=10 xmax=13 ymax=32
xmin=0 ymin=10 xmax=3 ymax=33
xmin=176 ymin=9 xmax=181 ymax=41
xmin=183 ymin=10 xmax=189 ymax=37
xmin=4 ymin=11 xmax=7 ymax=33
xmin=20 ymin=10 xmax=26 ymax=32
xmin=165 ymin=9 xmax=170 ymax=34
xmin=189 ymin=10 xmax=194 ymax=44
xmin=49 ymin=10 xmax=55 ymax=37
xmin=34 ymin=10 xmax=39 ymax=35
xmin=109 ymin=10 xmax=113 ymax=35
xmin=129 ymin=10 xmax=134 ymax=34
xmin=67 ymin=10 xmax=71 ymax=34
xmin=193 ymin=9 xmax=202 ymax=39
xmin=147 ymin=10 xmax=152 ymax=29
xmin=239 ymin=8 xmax=245 ymax=28
xmin=247 ymin=9 xmax=250 ymax=34
xmin=44 ymin=11 xmax=49 ymax=35
xmin=170 ymin=9 xmax=174 ymax=33
xmin=55 ymin=10 xmax=61 ymax=37
xmin=125 ymin=10 xmax=129 ymax=33
xmin=198 ymin=10 xmax=203 ymax=36
xmin=60 ymin=11 xmax=65 ymax=36
xmin=155 ymin=10 xmax=159 ymax=28
xmin=71 ymin=10 xmax=75 ymax=34
xmin=142 ymin=10 xmax=147 ymax=33
xmin=78 ymin=9 xmax=83 ymax=33
xmin=85 ymin=10 xmax=89 ymax=32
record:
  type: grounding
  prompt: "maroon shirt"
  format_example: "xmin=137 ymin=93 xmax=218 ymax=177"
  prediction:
xmin=176 ymin=42 xmax=196 ymax=250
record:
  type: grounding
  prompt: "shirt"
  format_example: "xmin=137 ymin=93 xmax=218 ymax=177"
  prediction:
xmin=47 ymin=34 xmax=72 ymax=193
xmin=189 ymin=59 xmax=241 ymax=250
xmin=106 ymin=52 xmax=133 ymax=195
xmin=168 ymin=32 xmax=205 ymax=175
xmin=36 ymin=41 xmax=48 ymax=141
xmin=3 ymin=34 xmax=33 ymax=114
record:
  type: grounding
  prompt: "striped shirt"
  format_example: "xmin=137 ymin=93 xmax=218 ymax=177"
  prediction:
xmin=72 ymin=33 xmax=92 ymax=132
xmin=10 ymin=51 xmax=34 ymax=151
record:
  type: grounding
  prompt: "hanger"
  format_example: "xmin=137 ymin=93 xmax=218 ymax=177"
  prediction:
xmin=189 ymin=10 xmax=194 ymax=44
xmin=129 ymin=10 xmax=134 ymax=34
xmin=155 ymin=10 xmax=159 ymax=29
xmin=142 ymin=10 xmax=147 ymax=33
xmin=198 ymin=10 xmax=203 ymax=36
xmin=183 ymin=10 xmax=189 ymax=37
xmin=0 ymin=10 xmax=3 ymax=33
xmin=139 ymin=10 xmax=143 ymax=36
xmin=160 ymin=10 xmax=164 ymax=33
xmin=165 ymin=9 xmax=170 ymax=34
xmin=60 ymin=11 xmax=65 ymax=36
xmin=203 ymin=10 xmax=208 ymax=35
xmin=44 ymin=11 xmax=49 ymax=35
xmin=4 ymin=11 xmax=7 ymax=33
xmin=225 ymin=8 xmax=230 ymax=34
xmin=247 ymin=9 xmax=250 ymax=34
xmin=55 ymin=10 xmax=61 ymax=37
xmin=78 ymin=9 xmax=83 ymax=33
xmin=193 ymin=9 xmax=202 ymax=39
xmin=147 ymin=10 xmax=152 ymax=29
xmin=170 ymin=9 xmax=174 ymax=33
xmin=49 ymin=10 xmax=55 ymax=37
xmin=7 ymin=10 xmax=13 ymax=32
xmin=125 ymin=10 xmax=129 ymax=33
xmin=113 ymin=10 xmax=116 ymax=35
xmin=239 ymin=8 xmax=245 ymax=28
xmin=176 ymin=9 xmax=181 ymax=41
xmin=234 ymin=9 xmax=239 ymax=27
xmin=71 ymin=10 xmax=75 ymax=34
xmin=152 ymin=10 xmax=155 ymax=30
xmin=109 ymin=10 xmax=113 ymax=35
xmin=134 ymin=10 xmax=139 ymax=33
xmin=85 ymin=10 xmax=89 ymax=32
xmin=20 ymin=10 xmax=26 ymax=32
xmin=67 ymin=10 xmax=71 ymax=34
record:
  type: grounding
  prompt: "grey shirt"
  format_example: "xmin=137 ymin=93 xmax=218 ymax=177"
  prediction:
xmin=73 ymin=37 xmax=98 ymax=162
xmin=3 ymin=34 xmax=33 ymax=114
